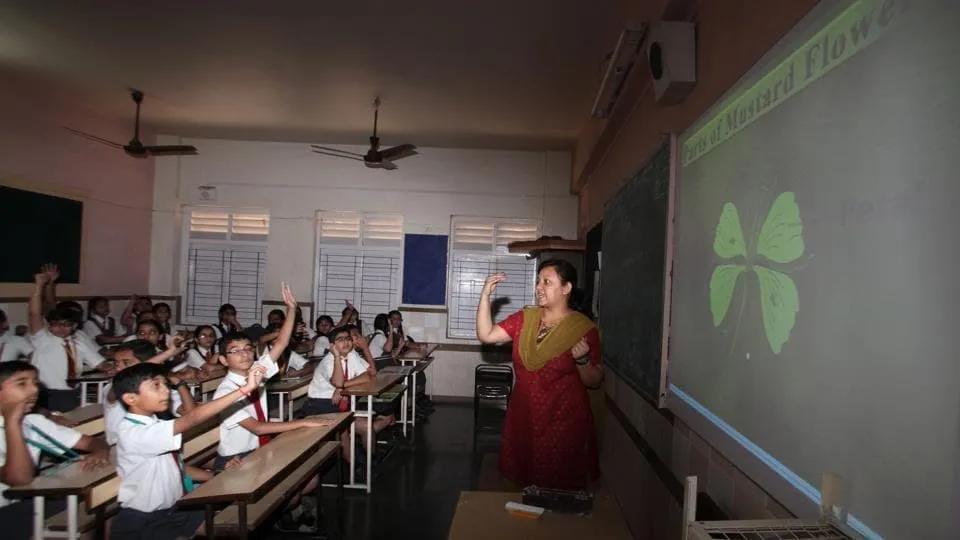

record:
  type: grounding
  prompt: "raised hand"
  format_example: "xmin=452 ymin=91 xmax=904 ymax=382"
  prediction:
xmin=481 ymin=273 xmax=507 ymax=297
xmin=41 ymin=263 xmax=60 ymax=283
xmin=244 ymin=365 xmax=267 ymax=392
xmin=281 ymin=282 xmax=297 ymax=309
xmin=34 ymin=273 xmax=50 ymax=287
xmin=571 ymin=337 xmax=590 ymax=361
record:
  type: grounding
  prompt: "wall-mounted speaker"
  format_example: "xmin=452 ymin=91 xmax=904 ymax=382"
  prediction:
xmin=647 ymin=21 xmax=696 ymax=105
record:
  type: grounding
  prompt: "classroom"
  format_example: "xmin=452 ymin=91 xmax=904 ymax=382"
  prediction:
xmin=0 ymin=1 xmax=955 ymax=539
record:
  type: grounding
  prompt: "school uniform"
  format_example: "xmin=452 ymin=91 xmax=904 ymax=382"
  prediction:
xmin=368 ymin=330 xmax=387 ymax=358
xmin=212 ymin=352 xmax=279 ymax=467
xmin=0 ymin=333 xmax=34 ymax=362
xmin=311 ymin=335 xmax=331 ymax=357
xmin=29 ymin=328 xmax=105 ymax=412
xmin=183 ymin=346 xmax=214 ymax=370
xmin=101 ymin=383 xmax=126 ymax=446
xmin=287 ymin=349 xmax=309 ymax=372
xmin=300 ymin=350 xmax=370 ymax=416
xmin=113 ymin=413 xmax=203 ymax=539
xmin=83 ymin=314 xmax=120 ymax=342
xmin=211 ymin=322 xmax=243 ymax=340
xmin=72 ymin=329 xmax=101 ymax=355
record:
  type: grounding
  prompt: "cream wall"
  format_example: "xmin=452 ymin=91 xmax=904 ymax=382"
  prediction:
xmin=149 ymin=136 xmax=576 ymax=396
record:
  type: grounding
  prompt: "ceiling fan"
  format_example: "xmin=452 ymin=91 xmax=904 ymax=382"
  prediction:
xmin=65 ymin=90 xmax=198 ymax=158
xmin=311 ymin=97 xmax=416 ymax=170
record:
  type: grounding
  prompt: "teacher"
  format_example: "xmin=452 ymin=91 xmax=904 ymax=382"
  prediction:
xmin=476 ymin=259 xmax=603 ymax=489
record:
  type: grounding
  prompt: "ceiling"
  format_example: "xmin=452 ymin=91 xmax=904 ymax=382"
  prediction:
xmin=0 ymin=1 xmax=625 ymax=150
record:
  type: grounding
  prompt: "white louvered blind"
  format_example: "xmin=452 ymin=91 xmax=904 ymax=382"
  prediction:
xmin=314 ymin=212 xmax=404 ymax=324
xmin=447 ymin=217 xmax=540 ymax=339
xmin=184 ymin=209 xmax=270 ymax=325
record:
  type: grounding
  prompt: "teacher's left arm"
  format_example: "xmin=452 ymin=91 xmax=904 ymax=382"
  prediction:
xmin=572 ymin=330 xmax=603 ymax=389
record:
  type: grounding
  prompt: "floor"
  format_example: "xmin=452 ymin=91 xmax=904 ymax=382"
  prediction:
xmin=269 ymin=400 xmax=509 ymax=540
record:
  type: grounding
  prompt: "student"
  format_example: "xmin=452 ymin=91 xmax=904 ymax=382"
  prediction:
xmin=369 ymin=313 xmax=390 ymax=359
xmin=111 ymin=361 xmax=265 ymax=539
xmin=129 ymin=319 xmax=166 ymax=352
xmin=0 ymin=360 xmax=110 ymax=537
xmin=28 ymin=272 xmax=108 ymax=412
xmin=120 ymin=295 xmax=153 ymax=336
xmin=388 ymin=309 xmax=432 ymax=414
xmin=152 ymin=303 xmax=173 ymax=336
xmin=311 ymin=315 xmax=334 ymax=357
xmin=260 ymin=323 xmax=312 ymax=378
xmin=266 ymin=309 xmax=285 ymax=327
xmin=0 ymin=310 xmax=33 ymax=363
xmin=84 ymin=297 xmax=128 ymax=346
xmin=300 ymin=325 xmax=394 ymax=463
xmin=54 ymin=301 xmax=101 ymax=353
xmin=102 ymin=340 xmax=194 ymax=445
xmin=212 ymin=303 xmax=243 ymax=339
xmin=182 ymin=325 xmax=221 ymax=373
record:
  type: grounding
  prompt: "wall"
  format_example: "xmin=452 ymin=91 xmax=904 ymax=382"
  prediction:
xmin=150 ymin=136 xmax=576 ymax=396
xmin=574 ymin=1 xmax=819 ymax=538
xmin=0 ymin=70 xmax=155 ymax=304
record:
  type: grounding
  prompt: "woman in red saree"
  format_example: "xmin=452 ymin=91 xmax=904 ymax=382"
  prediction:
xmin=476 ymin=259 xmax=603 ymax=489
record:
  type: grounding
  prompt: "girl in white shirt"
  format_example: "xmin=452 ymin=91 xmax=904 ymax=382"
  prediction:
xmin=182 ymin=325 xmax=221 ymax=373
xmin=368 ymin=313 xmax=390 ymax=359
xmin=83 ymin=297 xmax=127 ymax=346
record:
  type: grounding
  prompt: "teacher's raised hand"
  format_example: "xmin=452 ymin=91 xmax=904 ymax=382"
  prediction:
xmin=480 ymin=273 xmax=507 ymax=298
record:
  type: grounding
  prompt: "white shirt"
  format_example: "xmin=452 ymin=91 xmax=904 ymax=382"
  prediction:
xmin=82 ymin=315 xmax=119 ymax=341
xmin=213 ymin=352 xmax=279 ymax=456
xmin=308 ymin=350 xmax=370 ymax=400
xmin=311 ymin=336 xmax=330 ymax=357
xmin=0 ymin=414 xmax=82 ymax=507
xmin=29 ymin=329 xmax=104 ymax=390
xmin=212 ymin=322 xmax=243 ymax=340
xmin=115 ymin=413 xmax=184 ymax=512
xmin=0 ymin=334 xmax=34 ymax=362
xmin=287 ymin=350 xmax=309 ymax=372
xmin=183 ymin=347 xmax=213 ymax=370
xmin=72 ymin=329 xmax=101 ymax=354
xmin=100 ymin=383 xmax=126 ymax=446
xmin=368 ymin=331 xmax=387 ymax=358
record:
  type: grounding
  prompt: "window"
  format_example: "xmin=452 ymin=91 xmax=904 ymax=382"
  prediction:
xmin=313 ymin=212 xmax=404 ymax=325
xmin=447 ymin=217 xmax=540 ymax=339
xmin=182 ymin=209 xmax=269 ymax=325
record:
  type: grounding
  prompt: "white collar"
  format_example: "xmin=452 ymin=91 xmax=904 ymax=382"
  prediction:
xmin=124 ymin=412 xmax=158 ymax=424
xmin=226 ymin=369 xmax=248 ymax=385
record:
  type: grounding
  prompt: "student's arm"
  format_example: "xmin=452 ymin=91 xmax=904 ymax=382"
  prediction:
xmin=382 ymin=330 xmax=395 ymax=353
xmin=120 ymin=296 xmax=137 ymax=333
xmin=329 ymin=352 xmax=345 ymax=388
xmin=28 ymin=274 xmax=49 ymax=335
xmin=172 ymin=365 xmax=266 ymax=435
xmin=266 ymin=283 xmax=298 ymax=363
xmin=40 ymin=263 xmax=60 ymax=315
xmin=1 ymin=401 xmax=36 ymax=486
xmin=147 ymin=336 xmax=189 ymax=365
xmin=476 ymin=273 xmax=512 ymax=344
xmin=353 ymin=336 xmax=377 ymax=376
xmin=185 ymin=465 xmax=214 ymax=482
xmin=341 ymin=368 xmax=373 ymax=389
xmin=72 ymin=435 xmax=111 ymax=470
xmin=237 ymin=415 xmax=332 ymax=436
xmin=257 ymin=330 xmax=280 ymax=346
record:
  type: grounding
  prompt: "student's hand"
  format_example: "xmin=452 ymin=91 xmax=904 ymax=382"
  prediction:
xmin=243 ymin=365 xmax=267 ymax=392
xmin=352 ymin=334 xmax=369 ymax=351
xmin=79 ymin=451 xmax=110 ymax=471
xmin=331 ymin=389 xmax=342 ymax=405
xmin=167 ymin=373 xmax=182 ymax=386
xmin=224 ymin=456 xmax=243 ymax=470
xmin=281 ymin=282 xmax=297 ymax=309
xmin=2 ymin=399 xmax=29 ymax=424
xmin=481 ymin=273 xmax=507 ymax=297
xmin=34 ymin=272 xmax=50 ymax=288
xmin=571 ymin=338 xmax=590 ymax=362
xmin=299 ymin=418 xmax=334 ymax=429
xmin=41 ymin=263 xmax=60 ymax=283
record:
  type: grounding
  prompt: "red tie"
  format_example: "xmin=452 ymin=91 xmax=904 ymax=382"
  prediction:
xmin=338 ymin=360 xmax=349 ymax=412
xmin=63 ymin=338 xmax=78 ymax=388
xmin=248 ymin=388 xmax=271 ymax=447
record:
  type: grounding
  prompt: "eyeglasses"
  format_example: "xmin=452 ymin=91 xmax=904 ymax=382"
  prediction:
xmin=226 ymin=346 xmax=255 ymax=355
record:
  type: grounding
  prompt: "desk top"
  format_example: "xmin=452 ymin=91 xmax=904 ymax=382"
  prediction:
xmin=178 ymin=412 xmax=352 ymax=505
xmin=397 ymin=343 xmax=439 ymax=360
xmin=447 ymin=491 xmax=631 ymax=540
xmin=4 ymin=449 xmax=117 ymax=498
xmin=67 ymin=371 xmax=112 ymax=383
xmin=61 ymin=404 xmax=104 ymax=425
xmin=343 ymin=371 xmax=405 ymax=397
xmin=267 ymin=376 xmax=313 ymax=392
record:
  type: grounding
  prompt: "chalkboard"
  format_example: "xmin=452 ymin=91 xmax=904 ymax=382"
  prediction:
xmin=402 ymin=234 xmax=448 ymax=305
xmin=599 ymin=141 xmax=671 ymax=404
xmin=0 ymin=186 xmax=82 ymax=283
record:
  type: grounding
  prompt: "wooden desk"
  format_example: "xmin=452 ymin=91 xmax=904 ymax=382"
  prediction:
xmin=179 ymin=412 xmax=352 ymax=539
xmin=266 ymin=376 xmax=312 ymax=422
xmin=397 ymin=355 xmax=434 ymax=432
xmin=67 ymin=372 xmax=112 ymax=407
xmin=342 ymin=371 xmax=405 ymax=492
xmin=190 ymin=372 xmax=226 ymax=402
xmin=448 ymin=491 xmax=632 ymax=540
xmin=382 ymin=358 xmax=433 ymax=436
xmin=60 ymin=404 xmax=105 ymax=437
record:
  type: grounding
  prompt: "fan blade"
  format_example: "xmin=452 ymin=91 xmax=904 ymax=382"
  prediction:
xmin=379 ymin=144 xmax=417 ymax=162
xmin=364 ymin=159 xmax=397 ymax=170
xmin=313 ymin=149 xmax=364 ymax=162
xmin=145 ymin=145 xmax=198 ymax=156
xmin=64 ymin=127 xmax=124 ymax=149
xmin=310 ymin=145 xmax=364 ymax=158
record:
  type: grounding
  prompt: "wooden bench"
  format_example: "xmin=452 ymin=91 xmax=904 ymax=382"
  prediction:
xmin=60 ymin=404 xmax=106 ymax=437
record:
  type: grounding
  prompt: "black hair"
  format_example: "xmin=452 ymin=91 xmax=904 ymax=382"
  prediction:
xmin=218 ymin=330 xmax=251 ymax=355
xmin=45 ymin=307 xmax=76 ymax=324
xmin=153 ymin=302 xmax=171 ymax=314
xmin=113 ymin=363 xmax=167 ymax=406
xmin=87 ymin=296 xmax=109 ymax=315
xmin=329 ymin=325 xmax=351 ymax=341
xmin=388 ymin=310 xmax=402 ymax=319
xmin=0 ymin=309 xmax=6 ymax=324
xmin=267 ymin=309 xmax=285 ymax=322
xmin=136 ymin=319 xmax=163 ymax=335
xmin=373 ymin=313 xmax=389 ymax=334
xmin=194 ymin=324 xmax=215 ymax=338
xmin=113 ymin=339 xmax=157 ymax=363
xmin=218 ymin=304 xmax=237 ymax=317
xmin=316 ymin=315 xmax=334 ymax=327
xmin=537 ymin=259 xmax=587 ymax=313
xmin=0 ymin=360 xmax=37 ymax=384
xmin=54 ymin=301 xmax=84 ymax=324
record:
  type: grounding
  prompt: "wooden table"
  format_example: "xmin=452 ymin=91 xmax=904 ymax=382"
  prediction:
xmin=266 ymin=375 xmax=312 ymax=422
xmin=66 ymin=372 xmax=112 ymax=406
xmin=188 ymin=372 xmax=226 ymax=402
xmin=397 ymin=342 xmax=438 ymax=429
xmin=448 ymin=491 xmax=632 ymax=540
xmin=60 ymin=404 xmax=105 ymax=437
xmin=342 ymin=371 xmax=406 ymax=492
xmin=178 ymin=412 xmax=352 ymax=539
xmin=381 ymin=359 xmax=432 ymax=437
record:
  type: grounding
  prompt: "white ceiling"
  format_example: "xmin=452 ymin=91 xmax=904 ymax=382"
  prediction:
xmin=0 ymin=1 xmax=624 ymax=150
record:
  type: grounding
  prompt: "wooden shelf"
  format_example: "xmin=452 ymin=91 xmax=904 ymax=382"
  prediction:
xmin=507 ymin=238 xmax=585 ymax=254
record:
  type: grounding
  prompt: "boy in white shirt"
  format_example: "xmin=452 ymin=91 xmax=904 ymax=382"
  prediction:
xmin=0 ymin=360 xmax=109 ymax=537
xmin=28 ymin=272 xmax=108 ymax=412
xmin=111 ymin=361 xmax=263 ymax=539
xmin=0 ymin=309 xmax=33 ymax=362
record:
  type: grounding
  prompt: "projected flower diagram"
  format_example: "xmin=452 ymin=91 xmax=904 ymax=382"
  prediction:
xmin=709 ymin=192 xmax=804 ymax=354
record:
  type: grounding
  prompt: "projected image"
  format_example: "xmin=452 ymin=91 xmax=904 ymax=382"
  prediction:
xmin=709 ymin=191 xmax=804 ymax=354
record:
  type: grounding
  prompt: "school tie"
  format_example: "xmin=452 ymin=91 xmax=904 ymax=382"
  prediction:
xmin=338 ymin=360 xmax=350 ymax=412
xmin=63 ymin=338 xmax=78 ymax=387
xmin=247 ymin=388 xmax=271 ymax=447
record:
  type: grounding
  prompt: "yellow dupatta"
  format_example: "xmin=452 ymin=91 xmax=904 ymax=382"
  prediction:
xmin=518 ymin=307 xmax=596 ymax=372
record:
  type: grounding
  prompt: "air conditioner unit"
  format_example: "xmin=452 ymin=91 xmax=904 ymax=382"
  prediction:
xmin=647 ymin=21 xmax=696 ymax=105
xmin=591 ymin=23 xmax=647 ymax=119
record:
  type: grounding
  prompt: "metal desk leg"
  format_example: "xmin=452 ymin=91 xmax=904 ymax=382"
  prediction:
xmin=205 ymin=504 xmax=215 ymax=540
xmin=287 ymin=393 xmax=294 ymax=422
xmin=349 ymin=396 xmax=357 ymax=486
xmin=67 ymin=494 xmax=78 ymax=540
xmin=33 ymin=496 xmax=44 ymax=540
xmin=366 ymin=397 xmax=373 ymax=493
xmin=400 ymin=374 xmax=408 ymax=437
xmin=411 ymin=363 xmax=418 ymax=429
xmin=277 ymin=393 xmax=285 ymax=423
xmin=79 ymin=382 xmax=89 ymax=407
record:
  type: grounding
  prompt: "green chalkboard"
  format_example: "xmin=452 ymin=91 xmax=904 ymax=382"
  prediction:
xmin=0 ymin=186 xmax=82 ymax=283
xmin=599 ymin=141 xmax=671 ymax=403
